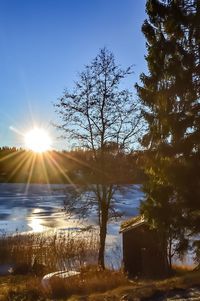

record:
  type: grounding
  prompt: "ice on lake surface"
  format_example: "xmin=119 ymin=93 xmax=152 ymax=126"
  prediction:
xmin=0 ymin=183 xmax=194 ymax=268
xmin=0 ymin=183 xmax=144 ymax=235
xmin=0 ymin=183 xmax=144 ymax=268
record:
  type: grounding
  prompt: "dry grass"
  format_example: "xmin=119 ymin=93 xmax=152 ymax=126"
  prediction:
xmin=0 ymin=275 xmax=44 ymax=301
xmin=0 ymin=230 xmax=98 ymax=274
xmin=172 ymin=263 xmax=196 ymax=272
xmin=48 ymin=266 xmax=129 ymax=299
xmin=0 ymin=245 xmax=200 ymax=301
xmin=82 ymin=269 xmax=200 ymax=301
xmin=0 ymin=268 xmax=129 ymax=301
xmin=0 ymin=269 xmax=200 ymax=301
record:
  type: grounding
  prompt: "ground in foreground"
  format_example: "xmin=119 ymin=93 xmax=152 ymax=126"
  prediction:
xmin=0 ymin=268 xmax=200 ymax=301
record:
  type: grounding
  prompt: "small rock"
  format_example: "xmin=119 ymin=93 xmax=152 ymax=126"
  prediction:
xmin=120 ymin=294 xmax=134 ymax=301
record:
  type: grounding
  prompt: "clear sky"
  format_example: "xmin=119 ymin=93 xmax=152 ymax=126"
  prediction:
xmin=0 ymin=0 xmax=147 ymax=150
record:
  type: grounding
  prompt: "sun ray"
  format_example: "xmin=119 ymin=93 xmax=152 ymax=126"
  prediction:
xmin=61 ymin=151 xmax=103 ymax=179
xmin=5 ymin=151 xmax=31 ymax=182
xmin=40 ymin=153 xmax=52 ymax=191
xmin=47 ymin=152 xmax=77 ymax=188
xmin=0 ymin=149 xmax=23 ymax=163
xmin=25 ymin=152 xmax=37 ymax=194
xmin=62 ymin=152 xmax=91 ymax=170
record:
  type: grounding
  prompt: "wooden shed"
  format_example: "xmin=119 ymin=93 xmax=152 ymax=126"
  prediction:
xmin=120 ymin=216 xmax=168 ymax=278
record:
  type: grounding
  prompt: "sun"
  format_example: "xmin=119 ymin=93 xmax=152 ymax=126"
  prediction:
xmin=25 ymin=128 xmax=51 ymax=153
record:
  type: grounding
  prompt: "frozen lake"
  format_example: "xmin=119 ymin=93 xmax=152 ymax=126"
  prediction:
xmin=0 ymin=183 xmax=144 ymax=267
xmin=0 ymin=183 xmax=194 ymax=268
xmin=0 ymin=183 xmax=144 ymax=233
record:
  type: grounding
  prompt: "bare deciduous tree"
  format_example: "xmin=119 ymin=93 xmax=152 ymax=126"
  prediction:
xmin=55 ymin=48 xmax=142 ymax=268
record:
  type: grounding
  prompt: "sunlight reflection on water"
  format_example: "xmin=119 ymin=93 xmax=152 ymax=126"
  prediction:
xmin=0 ymin=183 xmax=142 ymax=235
xmin=28 ymin=208 xmax=46 ymax=232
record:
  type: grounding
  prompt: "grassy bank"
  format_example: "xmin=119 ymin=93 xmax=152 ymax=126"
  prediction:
xmin=0 ymin=268 xmax=200 ymax=300
xmin=1 ymin=233 xmax=200 ymax=300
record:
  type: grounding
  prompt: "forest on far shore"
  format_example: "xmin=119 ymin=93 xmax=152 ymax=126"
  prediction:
xmin=0 ymin=147 xmax=145 ymax=184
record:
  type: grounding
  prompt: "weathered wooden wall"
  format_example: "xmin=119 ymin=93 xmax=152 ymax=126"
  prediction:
xmin=122 ymin=224 xmax=167 ymax=278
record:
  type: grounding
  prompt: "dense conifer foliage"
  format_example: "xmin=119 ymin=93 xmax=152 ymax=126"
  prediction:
xmin=136 ymin=0 xmax=200 ymax=267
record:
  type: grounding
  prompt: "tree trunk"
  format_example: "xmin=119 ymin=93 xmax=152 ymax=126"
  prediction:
xmin=98 ymin=208 xmax=108 ymax=269
xmin=161 ymin=232 xmax=170 ymax=275
xmin=168 ymin=236 xmax=173 ymax=271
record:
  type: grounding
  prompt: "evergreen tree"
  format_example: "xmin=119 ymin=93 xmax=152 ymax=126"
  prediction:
xmin=136 ymin=0 xmax=200 ymax=267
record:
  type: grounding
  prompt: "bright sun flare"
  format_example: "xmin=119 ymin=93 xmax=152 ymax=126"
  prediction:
xmin=25 ymin=128 xmax=51 ymax=153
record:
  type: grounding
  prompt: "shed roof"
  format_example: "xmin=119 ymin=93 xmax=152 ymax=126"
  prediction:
xmin=120 ymin=215 xmax=146 ymax=233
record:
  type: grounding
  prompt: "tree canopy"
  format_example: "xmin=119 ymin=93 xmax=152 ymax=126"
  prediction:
xmin=136 ymin=0 xmax=200 ymax=268
xmin=56 ymin=48 xmax=142 ymax=268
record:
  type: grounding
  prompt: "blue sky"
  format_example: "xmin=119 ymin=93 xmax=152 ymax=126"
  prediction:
xmin=0 ymin=0 xmax=147 ymax=150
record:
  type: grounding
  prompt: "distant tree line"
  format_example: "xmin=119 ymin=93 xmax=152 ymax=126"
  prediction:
xmin=0 ymin=147 xmax=145 ymax=184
